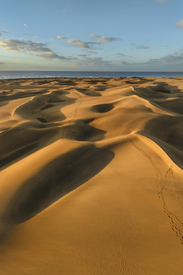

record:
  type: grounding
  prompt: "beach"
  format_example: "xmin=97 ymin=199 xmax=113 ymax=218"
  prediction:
xmin=0 ymin=76 xmax=183 ymax=274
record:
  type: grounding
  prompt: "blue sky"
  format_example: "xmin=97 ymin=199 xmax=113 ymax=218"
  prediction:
xmin=0 ymin=0 xmax=183 ymax=71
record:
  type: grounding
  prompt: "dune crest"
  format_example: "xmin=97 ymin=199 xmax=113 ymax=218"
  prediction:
xmin=0 ymin=77 xmax=183 ymax=274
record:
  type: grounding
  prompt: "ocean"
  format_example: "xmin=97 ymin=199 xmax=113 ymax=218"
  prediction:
xmin=0 ymin=71 xmax=183 ymax=79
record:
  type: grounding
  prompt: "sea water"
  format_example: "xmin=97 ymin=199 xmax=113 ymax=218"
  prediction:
xmin=0 ymin=71 xmax=183 ymax=79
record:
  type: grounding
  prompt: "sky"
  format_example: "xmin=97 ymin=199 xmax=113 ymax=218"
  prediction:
xmin=0 ymin=0 xmax=183 ymax=71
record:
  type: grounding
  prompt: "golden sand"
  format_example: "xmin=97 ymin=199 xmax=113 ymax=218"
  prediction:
xmin=0 ymin=77 xmax=183 ymax=274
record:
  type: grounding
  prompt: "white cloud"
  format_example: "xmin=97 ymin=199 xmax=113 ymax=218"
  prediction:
xmin=161 ymin=52 xmax=183 ymax=62
xmin=83 ymin=50 xmax=98 ymax=54
xmin=67 ymin=39 xmax=100 ymax=49
xmin=57 ymin=36 xmax=67 ymax=40
xmin=175 ymin=19 xmax=183 ymax=28
xmin=67 ymin=35 xmax=117 ymax=51
xmin=136 ymin=45 xmax=149 ymax=49
xmin=77 ymin=57 xmax=111 ymax=68
xmin=49 ymin=38 xmax=54 ymax=41
xmin=121 ymin=51 xmax=183 ymax=67
xmin=0 ymin=29 xmax=7 ymax=33
xmin=26 ymin=33 xmax=38 ymax=39
xmin=116 ymin=53 xmax=132 ymax=58
xmin=29 ymin=52 xmax=74 ymax=60
xmin=88 ymin=34 xmax=118 ymax=42
xmin=0 ymin=38 xmax=75 ymax=61
xmin=117 ymin=53 xmax=125 ymax=56
xmin=0 ymin=39 xmax=51 ymax=53
xmin=24 ymin=24 xmax=28 ymax=28
xmin=67 ymin=39 xmax=91 ymax=48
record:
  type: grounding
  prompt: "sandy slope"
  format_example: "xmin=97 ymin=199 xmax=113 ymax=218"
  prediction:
xmin=0 ymin=77 xmax=183 ymax=274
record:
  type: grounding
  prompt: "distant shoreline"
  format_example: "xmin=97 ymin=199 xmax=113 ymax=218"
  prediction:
xmin=1 ymin=71 xmax=183 ymax=80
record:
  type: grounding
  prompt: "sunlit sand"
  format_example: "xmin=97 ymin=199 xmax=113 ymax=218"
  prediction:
xmin=0 ymin=77 xmax=183 ymax=274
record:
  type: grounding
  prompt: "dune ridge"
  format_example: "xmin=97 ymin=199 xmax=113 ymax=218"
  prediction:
xmin=0 ymin=77 xmax=183 ymax=274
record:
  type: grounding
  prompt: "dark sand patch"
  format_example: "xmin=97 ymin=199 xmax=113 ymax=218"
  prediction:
xmin=3 ymin=145 xmax=114 ymax=224
xmin=41 ymin=104 xmax=55 ymax=111
xmin=125 ymin=77 xmax=153 ymax=85
xmin=152 ymin=98 xmax=183 ymax=115
xmin=63 ymin=120 xmax=106 ymax=141
xmin=92 ymin=104 xmax=114 ymax=113
xmin=141 ymin=115 xmax=183 ymax=168
xmin=0 ymin=122 xmax=58 ymax=165
xmin=0 ymin=143 xmax=38 ymax=170
xmin=76 ymin=88 xmax=101 ymax=97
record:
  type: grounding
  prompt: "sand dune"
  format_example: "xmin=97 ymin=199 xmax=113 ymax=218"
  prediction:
xmin=0 ymin=77 xmax=183 ymax=274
